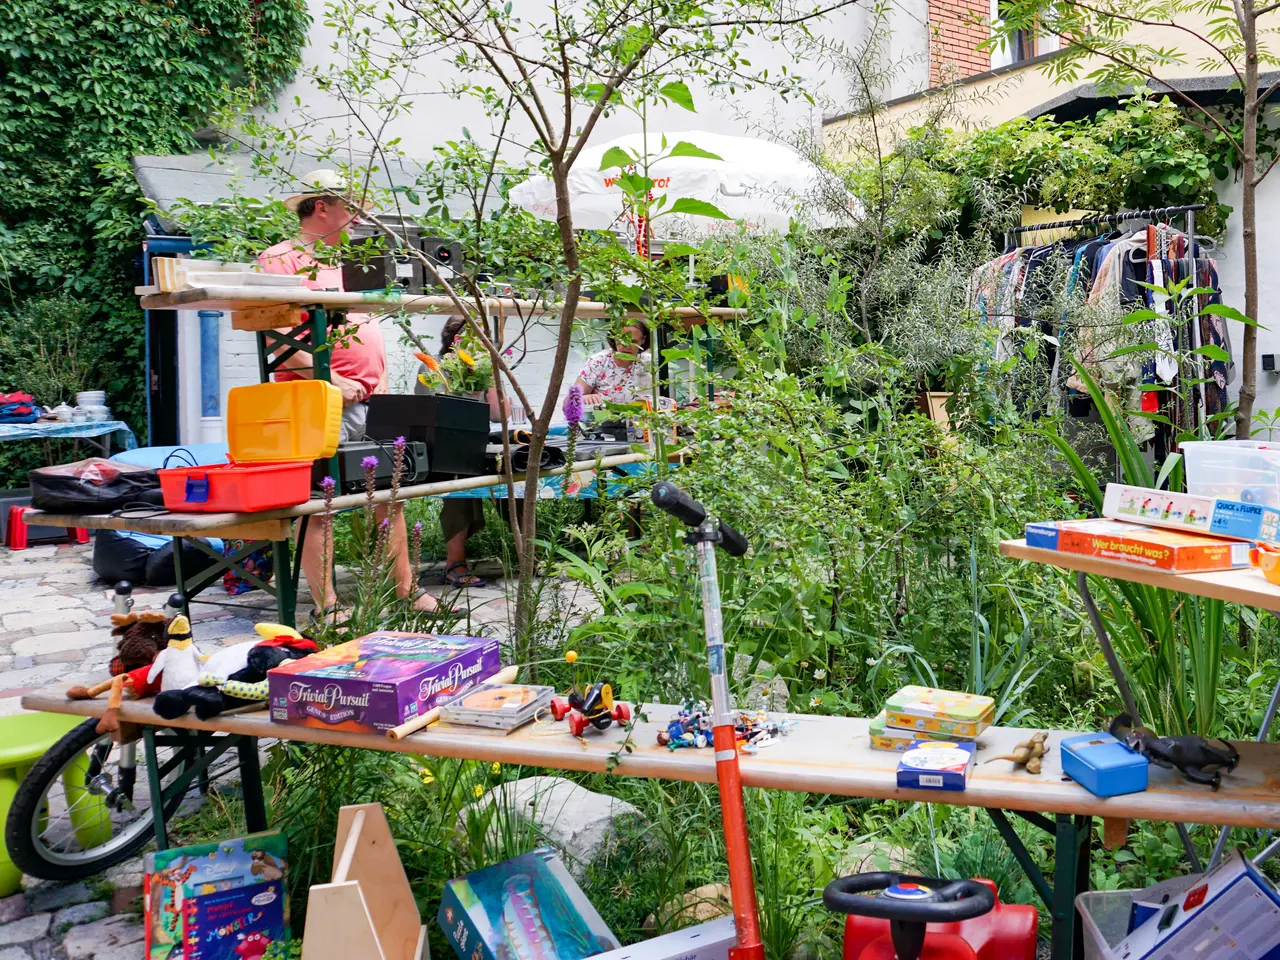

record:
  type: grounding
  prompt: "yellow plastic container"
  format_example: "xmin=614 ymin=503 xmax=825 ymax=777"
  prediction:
xmin=226 ymin=381 xmax=342 ymax=461
xmin=0 ymin=713 xmax=111 ymax=896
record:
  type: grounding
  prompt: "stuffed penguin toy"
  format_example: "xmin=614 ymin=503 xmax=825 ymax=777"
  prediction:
xmin=147 ymin=615 xmax=204 ymax=692
xmin=153 ymin=623 xmax=317 ymax=721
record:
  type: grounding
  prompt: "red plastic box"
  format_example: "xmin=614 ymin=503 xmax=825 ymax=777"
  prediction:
xmin=159 ymin=461 xmax=312 ymax=513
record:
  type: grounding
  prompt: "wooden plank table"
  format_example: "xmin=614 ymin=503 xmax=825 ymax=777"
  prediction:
xmin=1000 ymin=536 xmax=1280 ymax=876
xmin=23 ymin=453 xmax=651 ymax=626
xmin=23 ymin=685 xmax=1280 ymax=959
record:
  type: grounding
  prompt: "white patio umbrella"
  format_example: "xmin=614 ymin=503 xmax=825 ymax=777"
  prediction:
xmin=509 ymin=130 xmax=851 ymax=240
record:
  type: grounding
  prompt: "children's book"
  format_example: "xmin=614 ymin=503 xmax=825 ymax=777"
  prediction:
xmin=144 ymin=830 xmax=288 ymax=960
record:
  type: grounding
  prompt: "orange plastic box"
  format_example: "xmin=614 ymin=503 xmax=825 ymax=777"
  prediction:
xmin=159 ymin=382 xmax=341 ymax=513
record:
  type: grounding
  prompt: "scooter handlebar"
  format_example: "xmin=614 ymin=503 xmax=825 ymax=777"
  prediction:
xmin=650 ymin=482 xmax=749 ymax=557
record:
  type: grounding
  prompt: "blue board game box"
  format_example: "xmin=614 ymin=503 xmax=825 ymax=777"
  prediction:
xmin=439 ymin=848 xmax=620 ymax=960
xmin=896 ymin=741 xmax=976 ymax=791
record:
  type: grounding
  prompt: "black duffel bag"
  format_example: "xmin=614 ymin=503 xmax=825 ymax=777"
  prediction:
xmin=30 ymin=457 xmax=163 ymax=513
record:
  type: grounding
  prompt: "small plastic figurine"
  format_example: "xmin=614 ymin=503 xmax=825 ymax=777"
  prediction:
xmin=1110 ymin=713 xmax=1240 ymax=790
xmin=550 ymin=681 xmax=632 ymax=737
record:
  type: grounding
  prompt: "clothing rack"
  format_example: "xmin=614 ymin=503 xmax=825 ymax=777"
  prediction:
xmin=1003 ymin=202 xmax=1211 ymax=441
xmin=1005 ymin=203 xmax=1206 ymax=244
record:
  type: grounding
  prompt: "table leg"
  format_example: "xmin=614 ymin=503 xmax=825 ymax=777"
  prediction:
xmin=236 ymin=736 xmax=268 ymax=832
xmin=1209 ymin=670 xmax=1280 ymax=869
xmin=143 ymin=727 xmax=169 ymax=851
xmin=988 ymin=809 xmax=1091 ymax=960
xmin=1075 ymin=571 xmax=1140 ymax=723
xmin=272 ymin=540 xmax=296 ymax=627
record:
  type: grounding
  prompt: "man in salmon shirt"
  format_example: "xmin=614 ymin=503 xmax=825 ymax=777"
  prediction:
xmin=259 ymin=170 xmax=438 ymax=619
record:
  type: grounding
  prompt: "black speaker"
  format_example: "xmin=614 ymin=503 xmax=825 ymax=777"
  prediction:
xmin=313 ymin=441 xmax=429 ymax=493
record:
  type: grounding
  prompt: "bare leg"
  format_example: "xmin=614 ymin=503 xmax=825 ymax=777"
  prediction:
xmin=445 ymin=529 xmax=468 ymax=570
xmin=298 ymin=517 xmax=337 ymax=611
xmin=377 ymin=505 xmax=438 ymax=612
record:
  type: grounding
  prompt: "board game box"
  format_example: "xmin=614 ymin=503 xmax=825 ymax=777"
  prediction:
xmin=1103 ymin=482 xmax=1280 ymax=545
xmin=1025 ymin=518 xmax=1251 ymax=573
xmin=144 ymin=831 xmax=288 ymax=960
xmin=439 ymin=848 xmax=619 ymax=960
xmin=896 ymin=741 xmax=976 ymax=791
xmin=868 ymin=711 xmax=969 ymax=751
xmin=883 ymin=686 xmax=994 ymax=739
xmin=268 ymin=632 xmax=501 ymax=734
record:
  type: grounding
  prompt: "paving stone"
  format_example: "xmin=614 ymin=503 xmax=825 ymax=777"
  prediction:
xmin=102 ymin=858 xmax=143 ymax=891
xmin=0 ymin=895 xmax=25 ymax=924
xmin=0 ymin=595 xmax=88 ymax=615
xmin=0 ymin=915 xmax=49 ymax=946
xmin=0 ymin=947 xmax=31 ymax=960
xmin=0 ymin=665 xmax=80 ymax=689
xmin=2 ymin=612 xmax=93 ymax=633
xmin=62 ymin=915 xmax=143 ymax=960
xmin=25 ymin=882 xmax=94 ymax=915
xmin=11 ymin=658 xmax=32 ymax=671
xmin=0 ymin=579 xmax=42 ymax=593
xmin=0 ymin=700 xmax=25 ymax=718
xmin=52 ymin=902 xmax=109 ymax=933
xmin=11 ymin=630 xmax=113 ymax=658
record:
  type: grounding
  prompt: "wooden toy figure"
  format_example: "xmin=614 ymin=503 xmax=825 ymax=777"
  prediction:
xmin=550 ymin=681 xmax=632 ymax=737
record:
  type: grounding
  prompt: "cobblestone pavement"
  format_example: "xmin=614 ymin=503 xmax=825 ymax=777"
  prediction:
xmin=0 ymin=539 xmax=529 ymax=957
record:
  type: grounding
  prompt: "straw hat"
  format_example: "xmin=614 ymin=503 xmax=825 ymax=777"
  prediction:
xmin=283 ymin=169 xmax=374 ymax=212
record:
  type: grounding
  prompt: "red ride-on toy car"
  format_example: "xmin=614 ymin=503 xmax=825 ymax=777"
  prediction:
xmin=824 ymin=873 xmax=1038 ymax=960
xmin=550 ymin=682 xmax=632 ymax=737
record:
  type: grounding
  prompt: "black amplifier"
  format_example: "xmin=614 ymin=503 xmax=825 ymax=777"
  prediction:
xmin=313 ymin=441 xmax=429 ymax=493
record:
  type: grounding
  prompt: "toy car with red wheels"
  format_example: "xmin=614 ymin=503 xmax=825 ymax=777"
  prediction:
xmin=550 ymin=681 xmax=632 ymax=736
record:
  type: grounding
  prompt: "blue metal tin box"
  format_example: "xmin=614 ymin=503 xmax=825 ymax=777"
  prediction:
xmin=1061 ymin=732 xmax=1148 ymax=797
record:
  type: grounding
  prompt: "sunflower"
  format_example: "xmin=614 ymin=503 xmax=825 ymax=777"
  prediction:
xmin=455 ymin=349 xmax=477 ymax=367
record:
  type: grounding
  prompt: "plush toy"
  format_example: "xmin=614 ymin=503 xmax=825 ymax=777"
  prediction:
xmin=147 ymin=615 xmax=204 ymax=692
xmin=67 ymin=610 xmax=171 ymax=734
xmin=153 ymin=623 xmax=317 ymax=721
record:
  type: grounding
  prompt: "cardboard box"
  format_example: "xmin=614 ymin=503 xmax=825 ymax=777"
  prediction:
xmin=896 ymin=741 xmax=976 ymax=791
xmin=1024 ymin=519 xmax=1251 ymax=573
xmin=868 ymin=711 xmax=967 ymax=752
xmin=268 ymin=632 xmax=500 ymax=734
xmin=439 ymin=848 xmax=619 ymax=960
xmin=591 ymin=917 xmax=736 ymax=960
xmin=883 ymin=686 xmax=994 ymax=739
xmin=1103 ymin=482 xmax=1280 ymax=544
xmin=1113 ymin=849 xmax=1280 ymax=960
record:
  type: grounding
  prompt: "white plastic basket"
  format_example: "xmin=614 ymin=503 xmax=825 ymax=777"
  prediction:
xmin=1076 ymin=875 xmax=1199 ymax=960
xmin=1182 ymin=440 xmax=1280 ymax=506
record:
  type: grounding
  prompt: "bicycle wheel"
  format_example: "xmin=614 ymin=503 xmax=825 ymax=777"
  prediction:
xmin=5 ymin=720 xmax=237 ymax=881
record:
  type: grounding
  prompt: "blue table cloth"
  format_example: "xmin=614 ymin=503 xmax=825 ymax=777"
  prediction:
xmin=0 ymin=419 xmax=138 ymax=450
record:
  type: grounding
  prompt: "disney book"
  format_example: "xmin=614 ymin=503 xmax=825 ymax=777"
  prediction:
xmin=144 ymin=830 xmax=288 ymax=960
xmin=439 ymin=848 xmax=619 ymax=960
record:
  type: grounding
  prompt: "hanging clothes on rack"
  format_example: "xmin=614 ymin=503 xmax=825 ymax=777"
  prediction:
xmin=968 ymin=205 xmax=1231 ymax=440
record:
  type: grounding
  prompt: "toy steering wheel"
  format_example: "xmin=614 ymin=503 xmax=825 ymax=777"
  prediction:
xmin=824 ymin=872 xmax=995 ymax=960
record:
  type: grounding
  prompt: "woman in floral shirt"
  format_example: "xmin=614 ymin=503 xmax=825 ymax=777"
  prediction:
xmin=569 ymin=321 xmax=652 ymax=408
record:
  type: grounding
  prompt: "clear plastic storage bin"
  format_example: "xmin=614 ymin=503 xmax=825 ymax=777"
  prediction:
xmin=1077 ymin=875 xmax=1198 ymax=960
xmin=1182 ymin=440 xmax=1280 ymax=506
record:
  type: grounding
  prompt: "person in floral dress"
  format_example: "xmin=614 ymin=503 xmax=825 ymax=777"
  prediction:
xmin=569 ymin=321 xmax=652 ymax=408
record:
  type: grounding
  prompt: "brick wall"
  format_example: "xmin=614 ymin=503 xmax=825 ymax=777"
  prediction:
xmin=928 ymin=0 xmax=991 ymax=85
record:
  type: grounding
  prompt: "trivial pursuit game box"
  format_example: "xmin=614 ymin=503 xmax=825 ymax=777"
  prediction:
xmin=268 ymin=632 xmax=500 ymax=734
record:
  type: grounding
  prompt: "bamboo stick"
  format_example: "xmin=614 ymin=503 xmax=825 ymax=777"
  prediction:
xmin=385 ymin=665 xmax=520 ymax=741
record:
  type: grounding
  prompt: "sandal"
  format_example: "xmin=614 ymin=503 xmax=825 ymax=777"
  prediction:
xmin=308 ymin=603 xmax=350 ymax=629
xmin=441 ymin=562 xmax=488 ymax=588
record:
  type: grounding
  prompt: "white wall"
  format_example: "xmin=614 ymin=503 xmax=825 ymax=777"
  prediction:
xmin=267 ymin=0 xmax=930 ymax=159
xmin=1213 ymin=174 xmax=1280 ymax=419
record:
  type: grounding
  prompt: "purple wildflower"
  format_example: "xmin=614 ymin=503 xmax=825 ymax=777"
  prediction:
xmin=361 ymin=455 xmax=379 ymax=470
xmin=380 ymin=517 xmax=390 ymax=530
xmin=564 ymin=383 xmax=584 ymax=426
xmin=413 ymin=520 xmax=423 ymax=535
xmin=320 ymin=476 xmax=336 ymax=493
xmin=394 ymin=435 xmax=406 ymax=449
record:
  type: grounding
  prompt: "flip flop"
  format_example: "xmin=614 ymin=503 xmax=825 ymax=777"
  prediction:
xmin=307 ymin=603 xmax=350 ymax=630
xmin=441 ymin=562 xmax=488 ymax=588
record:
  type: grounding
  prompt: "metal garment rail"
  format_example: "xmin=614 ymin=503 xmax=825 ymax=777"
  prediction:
xmin=1005 ymin=203 xmax=1206 ymax=240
